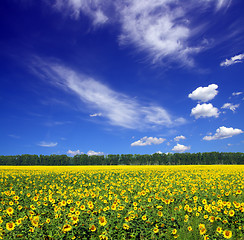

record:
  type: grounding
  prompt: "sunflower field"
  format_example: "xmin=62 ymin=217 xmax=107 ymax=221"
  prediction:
xmin=0 ymin=165 xmax=243 ymax=239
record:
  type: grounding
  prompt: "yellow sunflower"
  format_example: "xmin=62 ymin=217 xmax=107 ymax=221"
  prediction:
xmin=6 ymin=222 xmax=15 ymax=231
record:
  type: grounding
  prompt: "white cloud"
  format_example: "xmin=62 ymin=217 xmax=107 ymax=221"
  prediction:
xmin=131 ymin=136 xmax=166 ymax=147
xmin=174 ymin=135 xmax=186 ymax=141
xmin=67 ymin=149 xmax=83 ymax=156
xmin=90 ymin=113 xmax=102 ymax=117
xmin=221 ymin=103 xmax=240 ymax=112
xmin=220 ymin=53 xmax=244 ymax=67
xmin=155 ymin=151 xmax=163 ymax=154
xmin=232 ymin=92 xmax=243 ymax=96
xmin=188 ymin=84 xmax=218 ymax=102
xmin=50 ymin=0 xmax=231 ymax=66
xmin=191 ymin=103 xmax=219 ymax=119
xmin=172 ymin=143 xmax=190 ymax=153
xmin=203 ymin=126 xmax=243 ymax=140
xmin=38 ymin=141 xmax=58 ymax=147
xmin=8 ymin=134 xmax=20 ymax=139
xmin=87 ymin=150 xmax=104 ymax=156
xmin=67 ymin=149 xmax=104 ymax=156
xmin=31 ymin=59 xmax=185 ymax=129
xmin=53 ymin=0 xmax=108 ymax=24
xmin=118 ymin=0 xmax=196 ymax=66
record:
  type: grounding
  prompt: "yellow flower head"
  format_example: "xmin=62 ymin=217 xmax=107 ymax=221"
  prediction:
xmin=62 ymin=224 xmax=72 ymax=232
xmin=153 ymin=227 xmax=159 ymax=233
xmin=6 ymin=207 xmax=14 ymax=216
xmin=90 ymin=225 xmax=96 ymax=232
xmin=6 ymin=222 xmax=15 ymax=231
xmin=123 ymin=223 xmax=129 ymax=230
xmin=223 ymin=230 xmax=232 ymax=239
xmin=99 ymin=216 xmax=107 ymax=226
xmin=142 ymin=215 xmax=147 ymax=221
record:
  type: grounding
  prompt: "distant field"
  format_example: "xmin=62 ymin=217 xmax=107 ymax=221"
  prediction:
xmin=0 ymin=165 xmax=243 ymax=239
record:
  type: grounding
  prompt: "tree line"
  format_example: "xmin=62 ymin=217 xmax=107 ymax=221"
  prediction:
xmin=0 ymin=152 xmax=243 ymax=165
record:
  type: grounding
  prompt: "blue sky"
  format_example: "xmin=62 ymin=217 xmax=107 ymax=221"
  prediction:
xmin=0 ymin=0 xmax=244 ymax=156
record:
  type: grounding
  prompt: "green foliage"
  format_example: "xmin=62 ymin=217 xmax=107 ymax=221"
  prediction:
xmin=0 ymin=152 xmax=243 ymax=165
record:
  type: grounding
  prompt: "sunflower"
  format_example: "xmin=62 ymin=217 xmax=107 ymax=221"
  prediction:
xmin=223 ymin=230 xmax=232 ymax=239
xmin=6 ymin=207 xmax=14 ymax=216
xmin=199 ymin=224 xmax=207 ymax=235
xmin=70 ymin=207 xmax=76 ymax=213
xmin=209 ymin=216 xmax=215 ymax=223
xmin=90 ymin=225 xmax=96 ymax=232
xmin=229 ymin=210 xmax=235 ymax=217
xmin=142 ymin=215 xmax=147 ymax=221
xmin=216 ymin=227 xmax=222 ymax=233
xmin=188 ymin=226 xmax=193 ymax=231
xmin=6 ymin=222 xmax=15 ymax=231
xmin=157 ymin=211 xmax=163 ymax=217
xmin=62 ymin=224 xmax=72 ymax=232
xmin=80 ymin=205 xmax=85 ymax=210
xmin=99 ymin=216 xmax=107 ymax=226
xmin=72 ymin=215 xmax=79 ymax=224
xmin=31 ymin=216 xmax=39 ymax=227
xmin=153 ymin=227 xmax=159 ymax=233
xmin=123 ymin=223 xmax=129 ymax=230
xmin=16 ymin=218 xmax=22 ymax=226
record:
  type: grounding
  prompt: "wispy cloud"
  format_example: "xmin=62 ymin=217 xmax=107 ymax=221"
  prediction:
xmin=221 ymin=103 xmax=240 ymax=112
xmin=8 ymin=134 xmax=20 ymax=139
xmin=90 ymin=113 xmax=102 ymax=117
xmin=30 ymin=58 xmax=184 ymax=130
xmin=172 ymin=143 xmax=190 ymax=153
xmin=44 ymin=121 xmax=72 ymax=127
xmin=49 ymin=0 xmax=231 ymax=66
xmin=131 ymin=136 xmax=166 ymax=147
xmin=191 ymin=103 xmax=219 ymax=119
xmin=38 ymin=141 xmax=58 ymax=147
xmin=220 ymin=53 xmax=244 ymax=67
xmin=53 ymin=0 xmax=108 ymax=24
xmin=203 ymin=126 xmax=243 ymax=140
xmin=188 ymin=84 xmax=218 ymax=102
xmin=232 ymin=92 xmax=243 ymax=96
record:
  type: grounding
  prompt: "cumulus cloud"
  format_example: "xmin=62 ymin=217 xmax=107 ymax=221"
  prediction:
xmin=220 ymin=53 xmax=244 ymax=67
xmin=131 ymin=136 xmax=166 ymax=147
xmin=191 ymin=103 xmax=219 ymax=119
xmin=155 ymin=151 xmax=163 ymax=154
xmin=38 ymin=141 xmax=58 ymax=147
xmin=172 ymin=143 xmax=190 ymax=153
xmin=31 ymin=59 xmax=185 ymax=130
xmin=203 ymin=126 xmax=243 ymax=140
xmin=174 ymin=135 xmax=186 ymax=141
xmin=232 ymin=92 xmax=243 ymax=96
xmin=90 ymin=113 xmax=102 ymax=117
xmin=67 ymin=149 xmax=83 ymax=156
xmin=188 ymin=84 xmax=218 ymax=102
xmin=221 ymin=103 xmax=240 ymax=112
xmin=67 ymin=149 xmax=104 ymax=156
xmin=50 ymin=0 xmax=231 ymax=66
xmin=87 ymin=150 xmax=104 ymax=156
